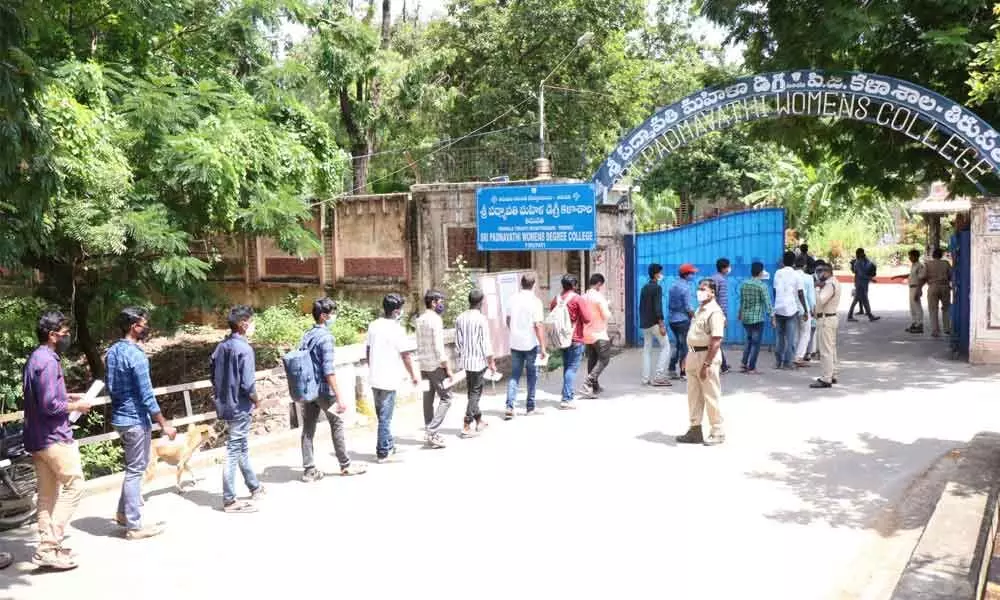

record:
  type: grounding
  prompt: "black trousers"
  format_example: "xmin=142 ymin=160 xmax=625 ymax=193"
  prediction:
xmin=464 ymin=369 xmax=485 ymax=425
xmin=585 ymin=340 xmax=612 ymax=388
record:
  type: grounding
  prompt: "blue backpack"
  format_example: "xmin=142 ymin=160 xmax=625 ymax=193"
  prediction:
xmin=282 ymin=333 xmax=321 ymax=403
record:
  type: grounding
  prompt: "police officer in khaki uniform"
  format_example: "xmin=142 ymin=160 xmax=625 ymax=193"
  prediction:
xmin=924 ymin=248 xmax=952 ymax=337
xmin=810 ymin=263 xmax=841 ymax=389
xmin=904 ymin=249 xmax=927 ymax=334
xmin=676 ymin=278 xmax=726 ymax=446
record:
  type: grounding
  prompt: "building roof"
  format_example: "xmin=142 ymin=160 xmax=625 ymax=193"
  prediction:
xmin=909 ymin=181 xmax=971 ymax=215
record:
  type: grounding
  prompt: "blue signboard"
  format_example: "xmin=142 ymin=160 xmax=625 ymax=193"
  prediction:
xmin=476 ymin=183 xmax=597 ymax=251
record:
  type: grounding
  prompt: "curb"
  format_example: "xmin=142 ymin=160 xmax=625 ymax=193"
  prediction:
xmin=890 ymin=432 xmax=1000 ymax=600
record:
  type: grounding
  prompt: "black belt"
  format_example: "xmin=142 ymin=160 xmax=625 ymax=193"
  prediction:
xmin=691 ymin=346 xmax=709 ymax=352
xmin=818 ymin=313 xmax=837 ymax=317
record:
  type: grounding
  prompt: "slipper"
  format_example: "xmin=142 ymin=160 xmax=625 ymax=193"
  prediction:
xmin=223 ymin=500 xmax=257 ymax=514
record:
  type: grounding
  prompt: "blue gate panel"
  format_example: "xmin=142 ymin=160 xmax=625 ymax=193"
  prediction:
xmin=629 ymin=209 xmax=786 ymax=348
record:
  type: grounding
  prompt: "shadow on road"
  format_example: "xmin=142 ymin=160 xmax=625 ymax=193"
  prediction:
xmin=636 ymin=431 xmax=679 ymax=447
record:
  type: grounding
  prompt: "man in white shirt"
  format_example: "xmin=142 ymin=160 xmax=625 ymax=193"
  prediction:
xmin=793 ymin=255 xmax=817 ymax=365
xmin=366 ymin=294 xmax=419 ymax=463
xmin=504 ymin=274 xmax=547 ymax=419
xmin=455 ymin=289 xmax=496 ymax=438
xmin=771 ymin=251 xmax=809 ymax=369
xmin=415 ymin=289 xmax=451 ymax=449
xmin=581 ymin=273 xmax=612 ymax=398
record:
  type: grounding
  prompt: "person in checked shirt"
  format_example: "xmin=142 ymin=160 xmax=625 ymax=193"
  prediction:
xmin=416 ymin=290 xmax=452 ymax=449
xmin=454 ymin=289 xmax=496 ymax=438
xmin=22 ymin=311 xmax=92 ymax=570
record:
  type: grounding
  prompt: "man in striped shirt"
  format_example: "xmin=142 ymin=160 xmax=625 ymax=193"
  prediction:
xmin=454 ymin=289 xmax=496 ymax=438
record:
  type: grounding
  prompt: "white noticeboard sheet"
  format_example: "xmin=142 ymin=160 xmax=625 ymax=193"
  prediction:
xmin=987 ymin=207 xmax=1000 ymax=234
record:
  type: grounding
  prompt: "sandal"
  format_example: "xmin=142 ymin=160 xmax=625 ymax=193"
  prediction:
xmin=223 ymin=500 xmax=258 ymax=514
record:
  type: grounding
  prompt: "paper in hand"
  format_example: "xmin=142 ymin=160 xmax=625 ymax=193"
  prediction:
xmin=70 ymin=379 xmax=104 ymax=423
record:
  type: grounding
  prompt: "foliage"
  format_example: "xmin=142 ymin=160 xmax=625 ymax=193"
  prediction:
xmin=78 ymin=410 xmax=124 ymax=478
xmin=633 ymin=189 xmax=679 ymax=232
xmin=0 ymin=296 xmax=50 ymax=411
xmin=806 ymin=216 xmax=882 ymax=270
xmin=253 ymin=295 xmax=375 ymax=348
xmin=868 ymin=244 xmax=910 ymax=270
xmin=440 ymin=256 xmax=476 ymax=329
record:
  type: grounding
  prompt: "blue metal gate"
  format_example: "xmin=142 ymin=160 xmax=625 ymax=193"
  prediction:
xmin=625 ymin=209 xmax=786 ymax=347
xmin=950 ymin=230 xmax=971 ymax=359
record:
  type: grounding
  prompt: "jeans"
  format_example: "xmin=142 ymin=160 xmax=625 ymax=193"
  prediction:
xmin=372 ymin=389 xmax=396 ymax=459
xmin=465 ymin=369 xmax=486 ymax=424
xmin=849 ymin=284 xmax=872 ymax=318
xmin=298 ymin=396 xmax=351 ymax=470
xmin=223 ymin=412 xmax=260 ymax=504
xmin=774 ymin=314 xmax=800 ymax=367
xmin=585 ymin=340 xmax=612 ymax=389
xmin=422 ymin=368 xmax=452 ymax=435
xmin=507 ymin=347 xmax=538 ymax=411
xmin=560 ymin=343 xmax=584 ymax=402
xmin=741 ymin=322 xmax=764 ymax=370
xmin=668 ymin=321 xmax=690 ymax=374
xmin=641 ymin=325 xmax=670 ymax=381
xmin=115 ymin=425 xmax=151 ymax=530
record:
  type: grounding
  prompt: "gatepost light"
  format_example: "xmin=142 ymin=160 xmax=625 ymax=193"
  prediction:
xmin=539 ymin=32 xmax=594 ymax=161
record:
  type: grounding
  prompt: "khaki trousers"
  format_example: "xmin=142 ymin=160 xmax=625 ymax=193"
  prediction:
xmin=818 ymin=316 xmax=838 ymax=383
xmin=686 ymin=350 xmax=723 ymax=432
xmin=32 ymin=441 xmax=84 ymax=553
xmin=909 ymin=286 xmax=924 ymax=326
xmin=927 ymin=285 xmax=951 ymax=335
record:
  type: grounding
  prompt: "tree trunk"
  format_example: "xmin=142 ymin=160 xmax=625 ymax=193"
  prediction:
xmin=73 ymin=290 xmax=104 ymax=380
xmin=351 ymin=146 xmax=371 ymax=194
xmin=380 ymin=0 xmax=391 ymax=48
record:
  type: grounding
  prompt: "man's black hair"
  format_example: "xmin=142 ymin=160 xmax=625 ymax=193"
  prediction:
xmin=751 ymin=261 xmax=764 ymax=277
xmin=382 ymin=293 xmax=405 ymax=317
xmin=468 ymin=289 xmax=485 ymax=308
xmin=561 ymin=274 xmax=578 ymax=291
xmin=783 ymin=251 xmax=796 ymax=267
xmin=648 ymin=263 xmax=663 ymax=279
xmin=716 ymin=258 xmax=730 ymax=272
xmin=227 ymin=305 xmax=254 ymax=332
xmin=312 ymin=297 xmax=337 ymax=322
xmin=588 ymin=273 xmax=605 ymax=288
xmin=117 ymin=307 xmax=149 ymax=337
xmin=37 ymin=311 xmax=70 ymax=344
xmin=424 ymin=290 xmax=445 ymax=309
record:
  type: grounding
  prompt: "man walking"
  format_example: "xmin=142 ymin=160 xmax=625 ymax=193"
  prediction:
xmin=297 ymin=298 xmax=367 ymax=479
xmin=848 ymin=248 xmax=880 ymax=322
xmin=639 ymin=263 xmax=671 ymax=386
xmin=902 ymin=249 xmax=927 ymax=334
xmin=210 ymin=305 xmax=265 ymax=513
xmin=23 ymin=311 xmax=91 ymax=569
xmin=676 ymin=279 xmax=726 ymax=446
xmin=416 ymin=290 xmax=451 ymax=448
xmin=709 ymin=258 xmax=732 ymax=373
xmin=455 ymin=289 xmax=496 ymax=437
xmin=925 ymin=248 xmax=953 ymax=337
xmin=772 ymin=251 xmax=808 ymax=370
xmin=366 ymin=294 xmax=419 ymax=462
xmin=668 ymin=264 xmax=699 ymax=379
xmin=738 ymin=262 xmax=772 ymax=374
xmin=549 ymin=274 xmax=590 ymax=410
xmin=810 ymin=263 xmax=842 ymax=388
xmin=505 ymin=274 xmax=547 ymax=418
xmin=107 ymin=308 xmax=177 ymax=540
xmin=793 ymin=255 xmax=816 ymax=367
xmin=581 ymin=273 xmax=612 ymax=398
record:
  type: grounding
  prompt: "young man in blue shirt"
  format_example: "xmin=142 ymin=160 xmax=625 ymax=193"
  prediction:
xmin=106 ymin=307 xmax=177 ymax=540
xmin=668 ymin=263 xmax=699 ymax=379
xmin=210 ymin=305 xmax=264 ymax=513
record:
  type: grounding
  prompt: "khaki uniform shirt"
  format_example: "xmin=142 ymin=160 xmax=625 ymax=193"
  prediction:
xmin=687 ymin=300 xmax=725 ymax=363
xmin=924 ymin=259 xmax=951 ymax=287
xmin=815 ymin=277 xmax=841 ymax=315
xmin=908 ymin=261 xmax=927 ymax=288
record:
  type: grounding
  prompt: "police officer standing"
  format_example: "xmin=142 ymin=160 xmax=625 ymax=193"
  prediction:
xmin=810 ymin=263 xmax=842 ymax=389
xmin=676 ymin=279 xmax=726 ymax=446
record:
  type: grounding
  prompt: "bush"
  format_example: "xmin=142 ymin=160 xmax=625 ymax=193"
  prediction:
xmin=807 ymin=216 xmax=880 ymax=270
xmin=253 ymin=295 xmax=375 ymax=349
xmin=441 ymin=255 xmax=476 ymax=328
xmin=0 ymin=296 xmax=50 ymax=411
xmin=80 ymin=440 xmax=124 ymax=478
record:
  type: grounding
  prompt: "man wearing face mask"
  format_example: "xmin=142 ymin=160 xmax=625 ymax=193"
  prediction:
xmin=107 ymin=307 xmax=177 ymax=540
xmin=296 ymin=297 xmax=368 ymax=481
xmin=210 ymin=305 xmax=265 ymax=512
xmin=668 ymin=263 xmax=699 ymax=380
xmin=639 ymin=263 xmax=671 ymax=387
xmin=23 ymin=311 xmax=92 ymax=569
xmin=676 ymin=279 xmax=726 ymax=446
xmin=810 ymin=263 xmax=843 ymax=389
xmin=366 ymin=294 xmax=420 ymax=463
xmin=416 ymin=290 xmax=451 ymax=448
xmin=709 ymin=258 xmax=732 ymax=373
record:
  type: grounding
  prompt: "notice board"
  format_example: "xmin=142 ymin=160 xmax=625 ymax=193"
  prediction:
xmin=475 ymin=269 xmax=540 ymax=359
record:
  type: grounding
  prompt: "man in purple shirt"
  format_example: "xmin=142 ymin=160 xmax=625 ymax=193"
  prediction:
xmin=22 ymin=311 xmax=92 ymax=570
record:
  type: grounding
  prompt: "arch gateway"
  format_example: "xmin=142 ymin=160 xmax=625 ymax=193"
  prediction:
xmin=592 ymin=69 xmax=1000 ymax=199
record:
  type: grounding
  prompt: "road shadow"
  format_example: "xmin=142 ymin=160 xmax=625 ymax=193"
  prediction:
xmin=258 ymin=465 xmax=304 ymax=484
xmin=636 ymin=431 xmax=679 ymax=447
xmin=143 ymin=485 xmax=218 ymax=510
xmin=70 ymin=515 xmax=122 ymax=538
xmin=746 ymin=433 xmax=966 ymax=533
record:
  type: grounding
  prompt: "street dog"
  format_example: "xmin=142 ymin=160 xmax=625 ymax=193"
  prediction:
xmin=143 ymin=424 xmax=218 ymax=491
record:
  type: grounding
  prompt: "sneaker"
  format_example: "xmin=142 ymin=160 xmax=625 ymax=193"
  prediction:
xmin=810 ymin=380 xmax=833 ymax=389
xmin=126 ymin=523 xmax=165 ymax=540
xmin=703 ymin=432 xmax=726 ymax=446
xmin=302 ymin=467 xmax=325 ymax=482
xmin=32 ymin=550 xmax=77 ymax=570
xmin=114 ymin=512 xmax=127 ymax=527
xmin=342 ymin=462 xmax=368 ymax=475
xmin=376 ymin=454 xmax=399 ymax=464
xmin=525 ymin=408 xmax=542 ymax=416
xmin=426 ymin=435 xmax=447 ymax=449
xmin=460 ymin=424 xmax=477 ymax=438
xmin=250 ymin=485 xmax=266 ymax=501
xmin=503 ymin=408 xmax=515 ymax=421
xmin=223 ymin=500 xmax=258 ymax=514
xmin=559 ymin=401 xmax=576 ymax=410
xmin=847 ymin=317 xmax=858 ymax=322
xmin=869 ymin=316 xmax=881 ymax=322
xmin=676 ymin=426 xmax=704 ymax=444
xmin=475 ymin=419 xmax=489 ymax=433
xmin=669 ymin=372 xmax=683 ymax=381
xmin=651 ymin=377 xmax=672 ymax=387
xmin=640 ymin=378 xmax=651 ymax=386
xmin=578 ymin=384 xmax=597 ymax=399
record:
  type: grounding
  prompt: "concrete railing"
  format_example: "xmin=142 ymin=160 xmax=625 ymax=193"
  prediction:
xmin=0 ymin=330 xmax=456 ymax=446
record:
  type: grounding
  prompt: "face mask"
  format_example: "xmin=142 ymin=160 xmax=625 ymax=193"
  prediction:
xmin=434 ymin=303 xmax=446 ymax=315
xmin=137 ymin=325 xmax=150 ymax=342
xmin=326 ymin=315 xmax=337 ymax=327
xmin=696 ymin=290 xmax=711 ymax=303
xmin=56 ymin=334 xmax=71 ymax=355
xmin=395 ymin=310 xmax=404 ymax=321
xmin=245 ymin=321 xmax=256 ymax=338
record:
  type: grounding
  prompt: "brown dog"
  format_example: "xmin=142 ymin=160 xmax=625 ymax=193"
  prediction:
xmin=143 ymin=424 xmax=218 ymax=490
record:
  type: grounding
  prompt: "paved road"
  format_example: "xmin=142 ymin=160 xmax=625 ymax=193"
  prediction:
xmin=2 ymin=284 xmax=998 ymax=600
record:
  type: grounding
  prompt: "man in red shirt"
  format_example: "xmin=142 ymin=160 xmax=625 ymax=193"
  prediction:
xmin=549 ymin=274 xmax=591 ymax=409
